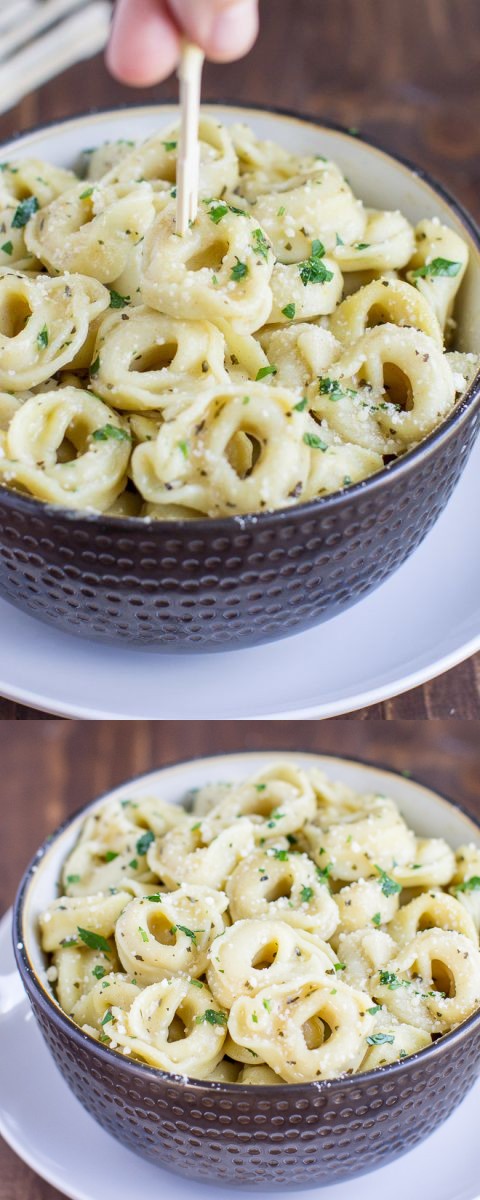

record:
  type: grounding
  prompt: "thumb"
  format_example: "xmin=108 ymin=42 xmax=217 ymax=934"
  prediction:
xmin=167 ymin=0 xmax=259 ymax=61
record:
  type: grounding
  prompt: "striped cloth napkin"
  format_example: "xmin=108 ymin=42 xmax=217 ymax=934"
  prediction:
xmin=0 ymin=0 xmax=111 ymax=115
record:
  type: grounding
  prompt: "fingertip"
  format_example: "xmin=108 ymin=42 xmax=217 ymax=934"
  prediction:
xmin=107 ymin=0 xmax=181 ymax=86
xmin=206 ymin=1 xmax=259 ymax=61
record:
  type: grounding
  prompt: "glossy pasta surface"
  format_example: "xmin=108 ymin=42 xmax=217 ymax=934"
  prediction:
xmin=39 ymin=764 xmax=480 ymax=1084
xmin=0 ymin=118 xmax=477 ymax=519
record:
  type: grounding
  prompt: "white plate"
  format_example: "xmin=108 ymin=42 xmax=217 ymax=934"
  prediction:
xmin=0 ymin=104 xmax=478 ymax=718
xmin=0 ymin=910 xmax=479 ymax=1200
xmin=0 ymin=437 xmax=478 ymax=717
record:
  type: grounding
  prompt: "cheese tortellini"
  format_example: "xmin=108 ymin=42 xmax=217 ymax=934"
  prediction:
xmin=40 ymin=762 xmax=480 ymax=1085
xmin=0 ymin=117 xmax=475 ymax=518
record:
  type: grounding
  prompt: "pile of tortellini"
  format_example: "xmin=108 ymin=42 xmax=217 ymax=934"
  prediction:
xmin=0 ymin=117 xmax=478 ymax=518
xmin=39 ymin=763 xmax=480 ymax=1084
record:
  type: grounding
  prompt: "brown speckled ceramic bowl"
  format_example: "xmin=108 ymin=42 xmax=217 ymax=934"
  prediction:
xmin=0 ymin=105 xmax=479 ymax=652
xmin=13 ymin=752 xmax=480 ymax=1189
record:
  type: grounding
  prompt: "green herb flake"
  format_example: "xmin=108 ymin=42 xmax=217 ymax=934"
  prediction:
xmin=368 ymin=1004 xmax=382 ymax=1015
xmin=335 ymin=233 xmax=344 ymax=246
xmin=173 ymin=924 xmax=203 ymax=945
xmin=412 ymin=257 xmax=462 ymax=279
xmin=77 ymin=927 xmax=111 ymax=954
xmin=366 ymin=1033 xmax=395 ymax=1046
xmin=379 ymin=970 xmax=402 ymax=990
xmin=372 ymin=912 xmax=382 ymax=927
xmin=101 ymin=1009 xmax=114 ymax=1026
xmin=299 ymin=239 xmax=334 ymax=286
xmin=11 ymin=196 xmax=39 ymax=228
xmin=207 ymin=201 xmax=229 ymax=224
xmin=36 ymin=325 xmax=49 ymax=351
xmin=375 ymin=866 xmax=402 ymax=897
xmin=231 ymin=258 xmax=248 ymax=282
xmin=163 ymin=140 xmax=178 ymax=151
xmin=190 ymin=978 xmax=204 ymax=988
xmin=104 ymin=850 xmax=119 ymax=862
xmin=109 ymin=289 xmax=130 ymax=309
xmin=455 ymin=876 xmax=480 ymax=893
xmin=177 ymin=439 xmax=189 ymax=459
xmin=277 ymin=206 xmax=286 ymax=216
xmin=294 ymin=395 xmax=308 ymax=412
xmin=1 ymin=241 xmax=13 ymax=256
xmin=262 ymin=998 xmax=272 ymax=1012
xmin=138 ymin=926 xmax=149 ymax=943
xmin=92 ymin=424 xmax=131 ymax=443
xmin=301 ymin=885 xmax=314 ymax=903
xmin=316 ymin=863 xmax=333 ymax=884
xmin=334 ymin=962 xmax=346 ymax=972
xmin=281 ymin=303 xmax=296 ymax=319
xmin=129 ymin=858 xmax=138 ymax=870
xmin=92 ymin=965 xmax=107 ymax=980
xmin=252 ymin=228 xmax=271 ymax=260
xmin=255 ymin=783 xmax=266 ymax=791
xmin=304 ymin=432 xmax=328 ymax=451
xmin=66 ymin=874 xmax=81 ymax=884
xmin=146 ymin=894 xmax=162 ymax=902
xmin=79 ymin=187 xmax=94 ymax=200
xmin=355 ymin=242 xmax=370 ymax=250
xmin=256 ymin=365 xmax=277 ymax=381
xmin=136 ymin=830 xmax=155 ymax=856
xmin=90 ymin=356 xmax=100 ymax=377
xmin=196 ymin=1008 xmax=227 ymax=1026
xmin=272 ymin=848 xmax=289 ymax=861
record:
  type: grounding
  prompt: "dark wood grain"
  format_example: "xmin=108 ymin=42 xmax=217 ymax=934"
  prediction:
xmin=0 ymin=0 xmax=479 ymax=721
xmin=0 ymin=718 xmax=479 ymax=1199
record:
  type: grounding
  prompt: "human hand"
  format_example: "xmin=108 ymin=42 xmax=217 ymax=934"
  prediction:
xmin=107 ymin=0 xmax=259 ymax=86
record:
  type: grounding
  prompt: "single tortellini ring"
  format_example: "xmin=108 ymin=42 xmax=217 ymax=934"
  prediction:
xmin=199 ymin=762 xmax=317 ymax=842
xmin=373 ymin=929 xmax=480 ymax=1034
xmin=406 ymin=218 xmax=468 ymax=333
xmin=25 ymin=181 xmax=156 ymax=283
xmin=140 ymin=200 xmax=274 ymax=335
xmin=149 ymin=817 xmax=255 ymax=890
xmin=206 ymin=917 xmax=336 ymax=1008
xmin=226 ymin=847 xmax=339 ymax=939
xmin=52 ymin=943 xmax=121 ymax=1014
xmin=259 ymin=325 xmax=340 ymax=391
xmin=389 ymin=889 xmax=478 ymax=947
xmin=0 ymin=388 xmax=131 ymax=511
xmin=61 ymin=831 xmax=157 ymax=898
xmin=334 ymin=209 xmax=415 ymax=273
xmin=316 ymin=323 xmax=456 ymax=447
xmin=267 ymin=257 xmax=343 ymax=324
xmin=131 ymin=384 xmax=311 ymax=517
xmin=114 ymin=887 xmax=228 ymax=984
xmin=391 ymin=837 xmax=455 ymax=888
xmin=336 ymin=928 xmax=398 ymax=992
xmin=329 ymin=277 xmax=443 ymax=347
xmin=72 ymin=971 xmax=141 ymax=1030
xmin=92 ymin=306 xmax=229 ymax=411
xmin=358 ymin=1016 xmax=431 ymax=1072
xmin=110 ymin=976 xmax=227 ymax=1077
xmin=228 ymin=977 xmax=375 ymax=1083
xmin=39 ymin=890 xmax=132 ymax=953
xmin=305 ymin=794 xmax=416 ymax=882
xmin=104 ymin=116 xmax=239 ymax=198
xmin=333 ymin=877 xmax=400 ymax=939
xmin=0 ymin=269 xmax=110 ymax=391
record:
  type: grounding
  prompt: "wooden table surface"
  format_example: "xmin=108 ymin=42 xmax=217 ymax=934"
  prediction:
xmin=0 ymin=717 xmax=479 ymax=1199
xmin=0 ymin=0 xmax=479 ymax=719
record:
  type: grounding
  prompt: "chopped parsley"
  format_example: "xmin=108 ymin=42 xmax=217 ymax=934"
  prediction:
xmin=368 ymin=1004 xmax=382 ymax=1015
xmin=190 ymin=978 xmax=204 ymax=988
xmin=277 ymin=206 xmax=286 ymax=216
xmin=366 ymin=1032 xmax=394 ymax=1046
xmin=36 ymin=325 xmax=49 ymax=350
xmin=334 ymin=962 xmax=346 ymax=972
xmin=412 ymin=257 xmax=461 ymax=279
xmin=172 ymin=924 xmax=203 ymax=945
xmin=109 ymin=289 xmax=130 ymax=309
xmin=303 ymin=432 xmax=328 ymax=451
xmin=92 ymin=424 xmax=131 ymax=442
xmin=455 ymin=876 xmax=480 ymax=893
xmin=177 ymin=439 xmax=189 ymax=459
xmin=11 ymin=196 xmax=39 ymax=228
xmin=136 ymin=830 xmax=155 ymax=856
xmin=355 ymin=242 xmax=370 ymax=250
xmin=300 ymin=885 xmax=314 ymax=903
xmin=372 ymin=912 xmax=382 ymax=927
xmin=146 ymin=894 xmax=162 ymax=902
xmin=196 ymin=1009 xmax=227 ymax=1026
xmin=1 ymin=241 xmax=13 ymax=255
xmin=299 ymin=239 xmax=334 ymax=286
xmin=101 ymin=1009 xmax=114 ymax=1026
xmin=281 ymin=303 xmax=296 ymax=319
xmin=66 ymin=874 xmax=81 ymax=884
xmin=316 ymin=863 xmax=333 ymax=884
xmin=271 ymin=848 xmax=289 ymax=861
xmin=138 ymin=927 xmax=149 ymax=942
xmin=77 ymin=927 xmax=111 ymax=954
xmin=129 ymin=859 xmax=138 ymax=870
xmin=335 ymin=233 xmax=344 ymax=246
xmin=252 ymin=228 xmax=270 ymax=260
xmin=92 ymin=965 xmax=107 ymax=980
xmin=231 ymin=258 xmax=248 ymax=282
xmin=104 ymin=850 xmax=119 ymax=862
xmin=256 ymin=365 xmax=277 ymax=381
xmin=294 ymin=396 xmax=308 ymax=412
xmin=79 ymin=187 xmax=94 ymax=200
xmin=90 ymin=356 xmax=100 ymax=377
xmin=375 ymin=865 xmax=401 ymax=897
xmin=379 ymin=970 xmax=403 ymax=990
xmin=263 ymin=998 xmax=272 ymax=1012
xmin=207 ymin=202 xmax=229 ymax=224
xmin=163 ymin=140 xmax=177 ymax=151
xmin=318 ymin=376 xmax=356 ymax=401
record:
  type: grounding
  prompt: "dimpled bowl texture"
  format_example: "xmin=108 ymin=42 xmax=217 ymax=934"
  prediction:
xmin=13 ymin=752 xmax=480 ymax=1189
xmin=0 ymin=106 xmax=479 ymax=653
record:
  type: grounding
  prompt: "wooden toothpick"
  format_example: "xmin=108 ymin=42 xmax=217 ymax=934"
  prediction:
xmin=176 ymin=41 xmax=205 ymax=236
